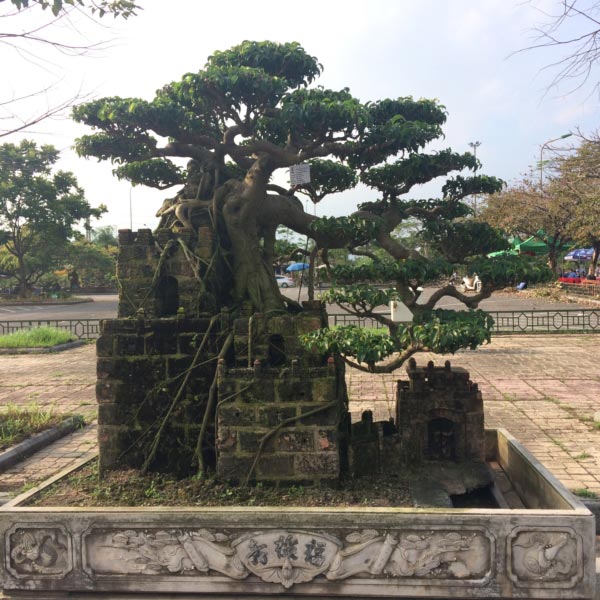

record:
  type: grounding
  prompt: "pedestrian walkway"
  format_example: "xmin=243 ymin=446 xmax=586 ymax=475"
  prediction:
xmin=0 ymin=336 xmax=599 ymax=495
xmin=0 ymin=344 xmax=97 ymax=492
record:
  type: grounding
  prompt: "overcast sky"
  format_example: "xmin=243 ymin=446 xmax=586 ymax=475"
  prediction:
xmin=3 ymin=0 xmax=599 ymax=232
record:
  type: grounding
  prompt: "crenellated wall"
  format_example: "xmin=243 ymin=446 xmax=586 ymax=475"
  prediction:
xmin=396 ymin=359 xmax=485 ymax=464
xmin=116 ymin=222 xmax=224 ymax=319
xmin=216 ymin=311 xmax=349 ymax=485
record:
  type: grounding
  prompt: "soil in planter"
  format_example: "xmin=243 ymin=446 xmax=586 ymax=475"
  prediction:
xmin=27 ymin=459 xmax=413 ymax=508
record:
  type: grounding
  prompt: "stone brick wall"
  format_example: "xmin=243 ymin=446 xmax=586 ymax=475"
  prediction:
xmin=101 ymin=225 xmax=348 ymax=484
xmin=116 ymin=223 xmax=225 ymax=319
xmin=216 ymin=360 xmax=347 ymax=485
xmin=96 ymin=316 xmax=228 ymax=475
xmin=216 ymin=310 xmax=348 ymax=485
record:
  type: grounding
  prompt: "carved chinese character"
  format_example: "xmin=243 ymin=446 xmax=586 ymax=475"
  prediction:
xmin=246 ymin=539 xmax=268 ymax=566
xmin=304 ymin=538 xmax=326 ymax=567
xmin=274 ymin=534 xmax=298 ymax=560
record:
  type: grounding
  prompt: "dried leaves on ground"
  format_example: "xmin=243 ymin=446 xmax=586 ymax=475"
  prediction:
xmin=28 ymin=459 xmax=412 ymax=508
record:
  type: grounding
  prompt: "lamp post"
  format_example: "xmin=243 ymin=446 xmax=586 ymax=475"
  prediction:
xmin=468 ymin=140 xmax=481 ymax=163
xmin=539 ymin=133 xmax=572 ymax=192
xmin=468 ymin=141 xmax=481 ymax=213
xmin=129 ymin=186 xmax=133 ymax=230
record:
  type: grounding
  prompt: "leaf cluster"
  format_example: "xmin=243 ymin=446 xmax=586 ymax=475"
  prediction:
xmin=466 ymin=255 xmax=554 ymax=286
xmin=310 ymin=215 xmax=382 ymax=246
xmin=294 ymin=159 xmax=357 ymax=203
xmin=321 ymin=284 xmax=397 ymax=311
xmin=361 ymin=149 xmax=478 ymax=197
xmin=10 ymin=0 xmax=140 ymax=18
xmin=301 ymin=309 xmax=493 ymax=368
xmin=329 ymin=257 xmax=454 ymax=286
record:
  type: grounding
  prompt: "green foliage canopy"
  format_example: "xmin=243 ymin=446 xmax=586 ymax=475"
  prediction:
xmin=72 ymin=40 xmax=548 ymax=372
xmin=0 ymin=140 xmax=105 ymax=296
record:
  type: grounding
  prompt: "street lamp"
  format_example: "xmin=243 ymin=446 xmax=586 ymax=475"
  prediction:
xmin=129 ymin=186 xmax=133 ymax=230
xmin=468 ymin=140 xmax=481 ymax=164
xmin=468 ymin=141 xmax=482 ymax=213
xmin=539 ymin=133 xmax=572 ymax=192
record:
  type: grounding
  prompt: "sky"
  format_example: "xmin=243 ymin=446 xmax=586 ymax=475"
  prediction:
xmin=2 ymin=0 xmax=599 ymax=232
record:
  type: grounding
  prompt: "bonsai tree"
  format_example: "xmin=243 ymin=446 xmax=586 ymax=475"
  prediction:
xmin=73 ymin=40 xmax=550 ymax=373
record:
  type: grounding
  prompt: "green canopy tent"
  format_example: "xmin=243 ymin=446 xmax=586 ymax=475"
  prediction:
xmin=487 ymin=249 xmax=518 ymax=258
xmin=513 ymin=236 xmax=553 ymax=255
xmin=487 ymin=233 xmax=569 ymax=258
xmin=511 ymin=233 xmax=570 ymax=256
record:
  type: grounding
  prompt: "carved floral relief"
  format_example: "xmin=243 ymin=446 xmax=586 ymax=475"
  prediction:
xmin=509 ymin=528 xmax=581 ymax=587
xmin=83 ymin=526 xmax=492 ymax=589
xmin=7 ymin=527 xmax=71 ymax=578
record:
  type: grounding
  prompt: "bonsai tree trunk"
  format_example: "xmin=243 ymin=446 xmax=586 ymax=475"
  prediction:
xmin=221 ymin=179 xmax=286 ymax=314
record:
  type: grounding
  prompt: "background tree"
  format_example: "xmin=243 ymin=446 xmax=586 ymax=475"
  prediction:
xmin=552 ymin=139 xmax=600 ymax=273
xmin=1 ymin=0 xmax=140 ymax=137
xmin=73 ymin=40 xmax=549 ymax=373
xmin=63 ymin=235 xmax=117 ymax=288
xmin=90 ymin=224 xmax=118 ymax=248
xmin=0 ymin=139 xmax=105 ymax=296
xmin=522 ymin=0 xmax=600 ymax=96
xmin=480 ymin=175 xmax=574 ymax=272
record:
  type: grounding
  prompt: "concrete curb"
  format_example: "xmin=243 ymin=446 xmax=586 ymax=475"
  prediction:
xmin=3 ymin=451 xmax=98 ymax=508
xmin=0 ymin=297 xmax=93 ymax=307
xmin=0 ymin=339 xmax=86 ymax=355
xmin=0 ymin=415 xmax=85 ymax=474
xmin=582 ymin=499 xmax=600 ymax=534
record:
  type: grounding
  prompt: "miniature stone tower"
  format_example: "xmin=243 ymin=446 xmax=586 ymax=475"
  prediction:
xmin=396 ymin=359 xmax=485 ymax=464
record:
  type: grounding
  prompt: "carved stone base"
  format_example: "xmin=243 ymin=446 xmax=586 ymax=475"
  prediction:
xmin=0 ymin=430 xmax=596 ymax=599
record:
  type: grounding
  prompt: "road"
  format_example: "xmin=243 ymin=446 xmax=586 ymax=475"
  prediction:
xmin=283 ymin=285 xmax=581 ymax=312
xmin=0 ymin=295 xmax=119 ymax=320
xmin=0 ymin=287 xmax=585 ymax=322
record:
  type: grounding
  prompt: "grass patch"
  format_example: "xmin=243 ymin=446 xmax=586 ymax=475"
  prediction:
xmin=0 ymin=403 xmax=67 ymax=450
xmin=0 ymin=327 xmax=76 ymax=349
xmin=574 ymin=452 xmax=592 ymax=460
xmin=572 ymin=488 xmax=598 ymax=499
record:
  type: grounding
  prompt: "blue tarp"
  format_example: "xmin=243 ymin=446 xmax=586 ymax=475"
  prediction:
xmin=564 ymin=248 xmax=594 ymax=261
xmin=286 ymin=262 xmax=310 ymax=272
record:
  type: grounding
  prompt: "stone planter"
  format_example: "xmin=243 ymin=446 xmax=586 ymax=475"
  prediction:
xmin=0 ymin=429 xmax=596 ymax=599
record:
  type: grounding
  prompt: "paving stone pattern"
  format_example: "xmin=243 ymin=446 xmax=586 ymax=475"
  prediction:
xmin=0 ymin=336 xmax=599 ymax=495
xmin=0 ymin=344 xmax=97 ymax=492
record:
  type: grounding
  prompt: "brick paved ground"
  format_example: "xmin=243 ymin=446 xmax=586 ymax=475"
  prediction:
xmin=0 ymin=335 xmax=599 ymax=496
xmin=0 ymin=344 xmax=97 ymax=492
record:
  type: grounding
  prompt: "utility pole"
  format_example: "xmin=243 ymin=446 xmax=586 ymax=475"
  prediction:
xmin=129 ymin=187 xmax=133 ymax=230
xmin=468 ymin=141 xmax=481 ymax=214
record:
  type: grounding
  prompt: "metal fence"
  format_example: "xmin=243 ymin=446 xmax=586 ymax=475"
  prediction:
xmin=330 ymin=309 xmax=600 ymax=334
xmin=0 ymin=319 xmax=101 ymax=340
xmin=486 ymin=309 xmax=600 ymax=333
xmin=560 ymin=282 xmax=600 ymax=299
xmin=2 ymin=309 xmax=600 ymax=340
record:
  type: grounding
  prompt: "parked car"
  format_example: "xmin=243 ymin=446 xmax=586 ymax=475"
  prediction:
xmin=275 ymin=275 xmax=295 ymax=288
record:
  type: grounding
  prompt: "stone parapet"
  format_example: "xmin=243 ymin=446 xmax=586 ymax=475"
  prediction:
xmin=116 ymin=226 xmax=220 ymax=319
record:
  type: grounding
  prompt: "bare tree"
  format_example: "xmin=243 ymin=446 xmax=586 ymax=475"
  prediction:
xmin=521 ymin=0 xmax=600 ymax=96
xmin=0 ymin=0 xmax=139 ymax=137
